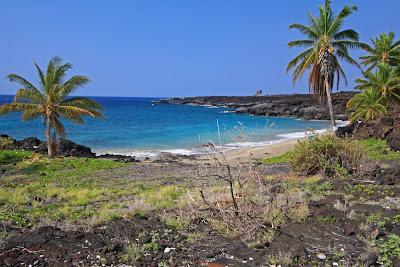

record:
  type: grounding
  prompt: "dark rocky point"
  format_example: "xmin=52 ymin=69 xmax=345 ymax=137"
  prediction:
xmin=156 ymin=91 xmax=357 ymax=120
xmin=0 ymin=134 xmax=95 ymax=158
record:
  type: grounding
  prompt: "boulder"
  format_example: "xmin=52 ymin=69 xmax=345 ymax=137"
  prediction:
xmin=57 ymin=139 xmax=95 ymax=157
xmin=387 ymin=130 xmax=400 ymax=151
xmin=335 ymin=122 xmax=357 ymax=137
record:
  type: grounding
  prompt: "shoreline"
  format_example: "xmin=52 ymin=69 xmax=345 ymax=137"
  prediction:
xmin=92 ymin=120 xmax=348 ymax=162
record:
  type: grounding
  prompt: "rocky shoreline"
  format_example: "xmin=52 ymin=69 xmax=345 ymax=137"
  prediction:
xmin=156 ymin=91 xmax=357 ymax=120
xmin=0 ymin=134 xmax=196 ymax=163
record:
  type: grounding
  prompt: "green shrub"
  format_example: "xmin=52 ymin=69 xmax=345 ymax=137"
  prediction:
xmin=0 ymin=150 xmax=33 ymax=164
xmin=376 ymin=234 xmax=400 ymax=266
xmin=290 ymin=135 xmax=364 ymax=177
xmin=0 ymin=137 xmax=15 ymax=150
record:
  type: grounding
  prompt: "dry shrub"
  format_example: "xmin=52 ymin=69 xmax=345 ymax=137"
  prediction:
xmin=290 ymin=135 xmax=364 ymax=177
xmin=190 ymin=144 xmax=309 ymax=245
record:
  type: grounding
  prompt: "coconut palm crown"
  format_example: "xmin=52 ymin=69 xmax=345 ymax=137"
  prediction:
xmin=360 ymin=32 xmax=400 ymax=71
xmin=287 ymin=0 xmax=366 ymax=128
xmin=0 ymin=57 xmax=103 ymax=157
xmin=346 ymin=88 xmax=387 ymax=122
xmin=355 ymin=63 xmax=400 ymax=104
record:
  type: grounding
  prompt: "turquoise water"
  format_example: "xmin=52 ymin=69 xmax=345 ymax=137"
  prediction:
xmin=0 ymin=95 xmax=331 ymax=156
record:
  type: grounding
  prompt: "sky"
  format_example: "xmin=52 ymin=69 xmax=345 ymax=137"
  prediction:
xmin=0 ymin=0 xmax=399 ymax=97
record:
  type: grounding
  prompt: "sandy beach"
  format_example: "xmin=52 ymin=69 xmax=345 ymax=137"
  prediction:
xmin=194 ymin=139 xmax=298 ymax=164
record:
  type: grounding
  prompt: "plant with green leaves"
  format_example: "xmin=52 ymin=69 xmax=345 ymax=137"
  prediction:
xmin=360 ymin=32 xmax=400 ymax=71
xmin=0 ymin=57 xmax=103 ymax=157
xmin=290 ymin=135 xmax=364 ymax=177
xmin=346 ymin=88 xmax=387 ymax=122
xmin=355 ymin=63 xmax=400 ymax=104
xmin=376 ymin=234 xmax=400 ymax=266
xmin=287 ymin=0 xmax=365 ymax=129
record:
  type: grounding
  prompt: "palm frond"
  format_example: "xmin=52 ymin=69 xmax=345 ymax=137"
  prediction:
xmin=288 ymin=40 xmax=315 ymax=48
xmin=14 ymin=88 xmax=44 ymax=104
xmin=7 ymin=74 xmax=39 ymax=91
xmin=286 ymin=48 xmax=314 ymax=72
xmin=61 ymin=97 xmax=103 ymax=110
xmin=328 ymin=5 xmax=357 ymax=35
xmin=333 ymin=40 xmax=368 ymax=49
xmin=336 ymin=49 xmax=361 ymax=69
xmin=58 ymin=76 xmax=90 ymax=99
xmin=58 ymin=105 xmax=103 ymax=119
xmin=333 ymin=29 xmax=359 ymax=41
xmin=21 ymin=108 xmax=43 ymax=121
xmin=52 ymin=116 xmax=66 ymax=138
xmin=0 ymin=103 xmax=39 ymax=115
xmin=34 ymin=63 xmax=46 ymax=89
xmin=288 ymin=23 xmax=319 ymax=39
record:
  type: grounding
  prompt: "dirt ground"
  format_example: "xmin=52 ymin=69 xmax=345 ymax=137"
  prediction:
xmin=1 ymin=150 xmax=400 ymax=266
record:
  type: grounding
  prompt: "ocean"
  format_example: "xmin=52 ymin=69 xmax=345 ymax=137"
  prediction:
xmin=0 ymin=95 xmax=333 ymax=157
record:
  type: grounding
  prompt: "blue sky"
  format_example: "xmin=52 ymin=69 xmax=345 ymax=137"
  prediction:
xmin=0 ymin=0 xmax=399 ymax=97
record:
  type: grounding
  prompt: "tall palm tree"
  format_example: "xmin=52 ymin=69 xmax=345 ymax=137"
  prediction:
xmin=347 ymin=88 xmax=387 ymax=122
xmin=355 ymin=63 xmax=400 ymax=104
xmin=287 ymin=0 xmax=365 ymax=129
xmin=360 ymin=32 xmax=400 ymax=71
xmin=0 ymin=57 xmax=103 ymax=157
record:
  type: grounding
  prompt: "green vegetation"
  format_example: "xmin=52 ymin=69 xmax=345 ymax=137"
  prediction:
xmin=347 ymin=184 xmax=392 ymax=198
xmin=261 ymin=137 xmax=400 ymax=176
xmin=287 ymin=0 xmax=365 ymax=128
xmin=347 ymin=32 xmax=400 ymax=122
xmin=121 ymin=232 xmax=162 ymax=263
xmin=347 ymin=63 xmax=400 ymax=122
xmin=260 ymin=151 xmax=291 ymax=164
xmin=355 ymin=64 xmax=400 ymax=104
xmin=0 ymin=136 xmax=15 ymax=150
xmin=0 ymin=57 xmax=103 ymax=157
xmin=289 ymin=135 xmax=364 ymax=177
xmin=360 ymin=138 xmax=400 ymax=161
xmin=347 ymin=88 xmax=388 ymax=122
xmin=0 ymin=150 xmax=34 ymax=164
xmin=360 ymin=32 xmax=400 ymax=71
xmin=0 ymin=150 xmax=185 ymax=227
xmin=376 ymin=234 xmax=400 ymax=266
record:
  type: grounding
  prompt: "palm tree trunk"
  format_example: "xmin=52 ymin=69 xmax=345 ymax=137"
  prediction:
xmin=45 ymin=117 xmax=56 ymax=158
xmin=325 ymin=76 xmax=336 ymax=130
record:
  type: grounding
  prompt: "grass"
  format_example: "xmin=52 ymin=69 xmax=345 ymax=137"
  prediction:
xmin=0 ymin=150 xmax=186 ymax=228
xmin=360 ymin=138 xmax=400 ymax=161
xmin=260 ymin=151 xmax=292 ymax=164
xmin=0 ymin=150 xmax=34 ymax=164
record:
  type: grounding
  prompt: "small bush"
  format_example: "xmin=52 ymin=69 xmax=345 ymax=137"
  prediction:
xmin=290 ymin=135 xmax=364 ymax=177
xmin=0 ymin=150 xmax=33 ymax=165
xmin=0 ymin=137 xmax=15 ymax=150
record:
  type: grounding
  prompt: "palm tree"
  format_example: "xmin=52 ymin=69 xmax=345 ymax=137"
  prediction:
xmin=360 ymin=32 xmax=400 ymax=71
xmin=355 ymin=63 xmax=400 ymax=104
xmin=347 ymin=88 xmax=387 ymax=122
xmin=287 ymin=0 xmax=365 ymax=129
xmin=0 ymin=57 xmax=103 ymax=157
